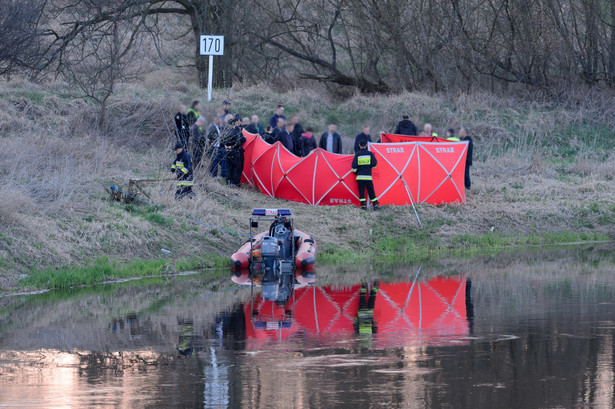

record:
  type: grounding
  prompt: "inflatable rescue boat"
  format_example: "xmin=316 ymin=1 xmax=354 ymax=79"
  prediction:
xmin=230 ymin=209 xmax=317 ymax=270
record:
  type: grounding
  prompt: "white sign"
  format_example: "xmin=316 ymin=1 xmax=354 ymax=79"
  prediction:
xmin=200 ymin=35 xmax=224 ymax=56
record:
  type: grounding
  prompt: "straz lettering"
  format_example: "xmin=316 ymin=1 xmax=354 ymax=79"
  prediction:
xmin=386 ymin=147 xmax=404 ymax=153
xmin=436 ymin=147 xmax=455 ymax=153
xmin=329 ymin=198 xmax=353 ymax=204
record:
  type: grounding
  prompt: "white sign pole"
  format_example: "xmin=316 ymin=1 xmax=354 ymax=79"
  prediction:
xmin=199 ymin=35 xmax=225 ymax=103
xmin=207 ymin=54 xmax=214 ymax=102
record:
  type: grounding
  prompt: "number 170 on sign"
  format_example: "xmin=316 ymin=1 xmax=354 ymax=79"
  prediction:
xmin=200 ymin=35 xmax=224 ymax=56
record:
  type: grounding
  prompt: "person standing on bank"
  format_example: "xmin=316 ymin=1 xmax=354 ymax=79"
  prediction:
xmin=300 ymin=126 xmax=317 ymax=156
xmin=223 ymin=118 xmax=247 ymax=187
xmin=269 ymin=105 xmax=285 ymax=129
xmin=393 ymin=114 xmax=418 ymax=136
xmin=186 ymin=101 xmax=201 ymax=127
xmin=174 ymin=104 xmax=190 ymax=150
xmin=458 ymin=126 xmax=474 ymax=189
xmin=319 ymin=123 xmax=342 ymax=154
xmin=352 ymin=138 xmax=379 ymax=210
xmin=170 ymin=142 xmax=194 ymax=199
xmin=191 ymin=117 xmax=207 ymax=168
xmin=290 ymin=115 xmax=304 ymax=156
xmin=354 ymin=125 xmax=372 ymax=153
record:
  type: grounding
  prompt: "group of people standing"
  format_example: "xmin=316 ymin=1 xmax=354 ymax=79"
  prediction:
xmin=169 ymin=100 xmax=473 ymax=205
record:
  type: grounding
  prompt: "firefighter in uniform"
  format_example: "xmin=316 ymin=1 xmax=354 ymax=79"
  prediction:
xmin=170 ymin=142 xmax=194 ymax=199
xmin=223 ymin=117 xmax=246 ymax=187
xmin=351 ymin=138 xmax=380 ymax=210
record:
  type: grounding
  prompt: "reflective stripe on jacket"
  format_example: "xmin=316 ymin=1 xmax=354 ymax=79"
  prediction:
xmin=351 ymin=149 xmax=377 ymax=181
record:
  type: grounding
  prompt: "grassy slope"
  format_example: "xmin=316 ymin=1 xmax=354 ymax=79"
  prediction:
xmin=0 ymin=73 xmax=614 ymax=291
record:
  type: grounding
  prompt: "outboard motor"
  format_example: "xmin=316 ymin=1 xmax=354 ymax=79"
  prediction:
xmin=260 ymin=236 xmax=280 ymax=301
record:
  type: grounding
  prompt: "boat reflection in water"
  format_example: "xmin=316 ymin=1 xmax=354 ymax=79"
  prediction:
xmin=229 ymin=269 xmax=472 ymax=348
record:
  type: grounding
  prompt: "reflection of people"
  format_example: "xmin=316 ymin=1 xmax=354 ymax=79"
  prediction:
xmin=355 ymin=281 xmax=379 ymax=334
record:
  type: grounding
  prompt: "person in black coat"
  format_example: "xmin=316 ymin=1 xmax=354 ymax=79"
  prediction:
xmin=276 ymin=124 xmax=295 ymax=152
xmin=458 ymin=126 xmax=474 ymax=189
xmin=300 ymin=127 xmax=318 ymax=156
xmin=263 ymin=125 xmax=276 ymax=144
xmin=354 ymin=125 xmax=372 ymax=153
xmin=272 ymin=117 xmax=286 ymax=142
xmin=170 ymin=143 xmax=194 ymax=199
xmin=290 ymin=115 xmax=304 ymax=156
xmin=191 ymin=117 xmax=207 ymax=168
xmin=223 ymin=119 xmax=247 ymax=187
xmin=174 ymin=104 xmax=190 ymax=149
xmin=393 ymin=114 xmax=418 ymax=136
xmin=319 ymin=123 xmax=343 ymax=154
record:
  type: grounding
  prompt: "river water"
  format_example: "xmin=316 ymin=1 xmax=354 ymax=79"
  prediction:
xmin=1 ymin=245 xmax=614 ymax=408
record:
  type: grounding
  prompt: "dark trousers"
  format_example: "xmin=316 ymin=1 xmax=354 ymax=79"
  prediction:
xmin=464 ymin=165 xmax=471 ymax=189
xmin=357 ymin=180 xmax=378 ymax=207
xmin=209 ymin=147 xmax=227 ymax=178
xmin=226 ymin=149 xmax=244 ymax=186
xmin=175 ymin=185 xmax=194 ymax=200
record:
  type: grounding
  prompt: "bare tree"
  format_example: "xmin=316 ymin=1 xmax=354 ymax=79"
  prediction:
xmin=0 ymin=0 xmax=45 ymax=79
xmin=61 ymin=14 xmax=146 ymax=126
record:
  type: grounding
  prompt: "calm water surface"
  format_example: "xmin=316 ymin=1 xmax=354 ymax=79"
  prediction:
xmin=1 ymin=246 xmax=615 ymax=408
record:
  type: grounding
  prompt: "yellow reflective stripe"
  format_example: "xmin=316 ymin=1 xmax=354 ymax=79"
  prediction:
xmin=433 ymin=133 xmax=438 ymax=136
xmin=356 ymin=176 xmax=373 ymax=180
xmin=351 ymin=168 xmax=357 ymax=173
xmin=176 ymin=161 xmax=184 ymax=167
xmin=180 ymin=167 xmax=189 ymax=174
xmin=371 ymin=198 xmax=378 ymax=202
xmin=177 ymin=181 xmax=194 ymax=186
xmin=357 ymin=155 xmax=371 ymax=166
xmin=171 ymin=165 xmax=177 ymax=169
xmin=447 ymin=137 xmax=460 ymax=141
xmin=359 ymin=198 xmax=366 ymax=202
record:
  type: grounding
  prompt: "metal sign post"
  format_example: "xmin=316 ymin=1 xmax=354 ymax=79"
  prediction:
xmin=199 ymin=35 xmax=225 ymax=102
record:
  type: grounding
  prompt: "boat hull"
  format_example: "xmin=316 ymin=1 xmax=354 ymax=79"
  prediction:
xmin=230 ymin=229 xmax=317 ymax=269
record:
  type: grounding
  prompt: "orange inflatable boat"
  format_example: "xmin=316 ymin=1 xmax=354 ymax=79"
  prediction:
xmin=230 ymin=209 xmax=317 ymax=270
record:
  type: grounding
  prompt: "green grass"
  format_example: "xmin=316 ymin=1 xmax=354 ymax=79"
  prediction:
xmin=319 ymin=230 xmax=611 ymax=265
xmin=21 ymin=251 xmax=232 ymax=290
xmin=22 ymin=257 xmax=169 ymax=290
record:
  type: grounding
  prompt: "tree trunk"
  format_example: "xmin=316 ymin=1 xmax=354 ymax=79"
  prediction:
xmin=188 ymin=0 xmax=234 ymax=89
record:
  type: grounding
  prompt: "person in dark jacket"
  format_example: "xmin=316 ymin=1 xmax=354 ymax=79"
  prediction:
xmin=272 ymin=117 xmax=286 ymax=141
xmin=207 ymin=116 xmax=225 ymax=178
xmin=352 ymin=138 xmax=379 ymax=210
xmin=354 ymin=125 xmax=372 ymax=153
xmin=290 ymin=115 xmax=304 ymax=156
xmin=170 ymin=142 xmax=194 ymax=199
xmin=246 ymin=115 xmax=265 ymax=135
xmin=458 ymin=126 xmax=474 ymax=189
xmin=393 ymin=114 xmax=418 ymax=136
xmin=300 ymin=126 xmax=318 ymax=156
xmin=263 ymin=125 xmax=276 ymax=144
xmin=174 ymin=104 xmax=190 ymax=150
xmin=222 ymin=100 xmax=231 ymax=116
xmin=277 ymin=124 xmax=294 ymax=152
xmin=319 ymin=123 xmax=343 ymax=154
xmin=269 ymin=105 xmax=285 ymax=129
xmin=223 ymin=119 xmax=246 ymax=187
xmin=191 ymin=117 xmax=207 ymax=168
